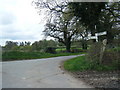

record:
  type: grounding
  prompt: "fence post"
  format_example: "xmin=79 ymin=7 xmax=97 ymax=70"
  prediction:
xmin=99 ymin=39 xmax=107 ymax=64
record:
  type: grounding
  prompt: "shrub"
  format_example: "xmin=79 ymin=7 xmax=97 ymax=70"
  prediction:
xmin=71 ymin=49 xmax=87 ymax=53
xmin=87 ymin=42 xmax=120 ymax=69
xmin=45 ymin=47 xmax=56 ymax=54
xmin=87 ymin=42 xmax=102 ymax=65
xmin=102 ymin=51 xmax=120 ymax=64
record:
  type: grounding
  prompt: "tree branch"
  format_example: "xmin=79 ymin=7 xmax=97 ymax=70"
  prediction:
xmin=48 ymin=34 xmax=65 ymax=44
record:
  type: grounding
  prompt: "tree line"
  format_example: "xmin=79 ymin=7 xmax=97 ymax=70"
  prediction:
xmin=2 ymin=39 xmax=88 ymax=53
xmin=2 ymin=40 xmax=57 ymax=52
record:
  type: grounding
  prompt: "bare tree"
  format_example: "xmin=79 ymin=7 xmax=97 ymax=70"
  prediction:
xmin=44 ymin=13 xmax=84 ymax=52
xmin=33 ymin=0 xmax=85 ymax=52
xmin=32 ymin=0 xmax=69 ymax=22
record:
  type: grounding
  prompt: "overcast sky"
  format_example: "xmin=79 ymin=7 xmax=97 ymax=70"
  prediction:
xmin=0 ymin=0 xmax=48 ymax=46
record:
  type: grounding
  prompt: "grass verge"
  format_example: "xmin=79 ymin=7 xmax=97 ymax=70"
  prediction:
xmin=64 ymin=56 xmax=119 ymax=71
xmin=2 ymin=51 xmax=82 ymax=61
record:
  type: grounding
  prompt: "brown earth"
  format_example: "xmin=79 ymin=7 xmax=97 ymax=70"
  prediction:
xmin=70 ymin=70 xmax=120 ymax=89
xmin=60 ymin=61 xmax=120 ymax=90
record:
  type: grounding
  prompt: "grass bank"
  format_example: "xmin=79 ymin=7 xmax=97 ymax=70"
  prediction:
xmin=2 ymin=51 xmax=82 ymax=61
xmin=64 ymin=56 xmax=119 ymax=71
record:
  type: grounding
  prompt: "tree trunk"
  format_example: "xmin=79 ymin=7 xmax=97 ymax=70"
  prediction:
xmin=91 ymin=31 xmax=96 ymax=42
xmin=106 ymin=31 xmax=114 ymax=44
xmin=65 ymin=41 xmax=71 ymax=52
xmin=82 ymin=40 xmax=87 ymax=50
xmin=90 ymin=24 xmax=97 ymax=42
xmin=106 ymin=23 xmax=114 ymax=48
xmin=82 ymin=43 xmax=87 ymax=50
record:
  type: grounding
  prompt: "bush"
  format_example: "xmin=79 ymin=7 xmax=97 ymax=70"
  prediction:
xmin=87 ymin=42 xmax=102 ymax=65
xmin=45 ymin=47 xmax=56 ymax=54
xmin=87 ymin=42 xmax=120 ymax=69
xmin=102 ymin=51 xmax=120 ymax=64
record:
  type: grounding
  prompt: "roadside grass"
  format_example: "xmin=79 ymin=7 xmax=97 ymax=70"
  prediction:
xmin=2 ymin=51 xmax=82 ymax=61
xmin=64 ymin=56 xmax=119 ymax=71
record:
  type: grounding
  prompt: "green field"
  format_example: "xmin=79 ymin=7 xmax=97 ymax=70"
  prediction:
xmin=56 ymin=48 xmax=66 ymax=52
xmin=2 ymin=51 xmax=82 ymax=61
xmin=64 ymin=56 xmax=119 ymax=71
xmin=56 ymin=47 xmax=86 ymax=52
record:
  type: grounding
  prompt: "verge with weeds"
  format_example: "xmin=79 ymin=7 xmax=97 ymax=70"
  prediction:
xmin=2 ymin=51 xmax=82 ymax=61
xmin=64 ymin=55 xmax=119 ymax=71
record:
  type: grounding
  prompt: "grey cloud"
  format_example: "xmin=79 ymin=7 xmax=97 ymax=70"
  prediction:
xmin=1 ymin=27 xmax=37 ymax=40
xmin=0 ymin=11 xmax=16 ymax=25
xmin=1 ymin=34 xmax=36 ymax=40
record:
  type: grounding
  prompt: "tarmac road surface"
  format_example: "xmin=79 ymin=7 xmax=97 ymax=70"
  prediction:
xmin=2 ymin=55 xmax=93 ymax=88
